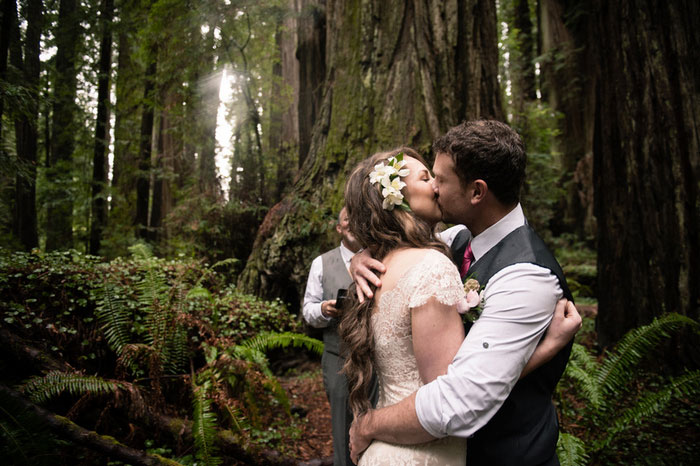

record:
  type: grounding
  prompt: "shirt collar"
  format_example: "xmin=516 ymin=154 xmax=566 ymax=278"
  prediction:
xmin=339 ymin=242 xmax=356 ymax=265
xmin=470 ymin=203 xmax=526 ymax=262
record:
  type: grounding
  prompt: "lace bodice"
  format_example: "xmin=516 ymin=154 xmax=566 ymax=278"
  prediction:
xmin=358 ymin=249 xmax=466 ymax=466
xmin=372 ymin=249 xmax=464 ymax=408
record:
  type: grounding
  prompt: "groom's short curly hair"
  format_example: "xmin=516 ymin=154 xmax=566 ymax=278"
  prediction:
xmin=432 ymin=120 xmax=526 ymax=206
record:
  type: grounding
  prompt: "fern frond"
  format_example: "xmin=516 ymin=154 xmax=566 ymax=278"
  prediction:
xmin=163 ymin=324 xmax=189 ymax=374
xmin=210 ymin=258 xmax=239 ymax=270
xmin=128 ymin=242 xmax=154 ymax=260
xmin=95 ymin=281 xmax=131 ymax=355
xmin=224 ymin=404 xmax=250 ymax=434
xmin=564 ymin=343 xmax=603 ymax=409
xmin=556 ymin=432 xmax=588 ymax=466
xmin=23 ymin=372 xmax=121 ymax=404
xmin=241 ymin=332 xmax=324 ymax=357
xmin=231 ymin=346 xmax=272 ymax=376
xmin=598 ymin=313 xmax=699 ymax=394
xmin=192 ymin=384 xmax=221 ymax=466
xmin=594 ymin=370 xmax=700 ymax=452
xmin=187 ymin=286 xmax=212 ymax=301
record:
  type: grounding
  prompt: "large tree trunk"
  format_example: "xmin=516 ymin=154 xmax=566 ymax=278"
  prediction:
xmin=109 ymin=0 xmax=144 ymax=253
xmin=509 ymin=0 xmax=536 ymax=131
xmin=45 ymin=0 xmax=80 ymax=250
xmin=590 ymin=0 xmax=700 ymax=356
xmin=240 ymin=0 xmax=504 ymax=309
xmin=0 ymin=0 xmax=16 ymax=140
xmin=539 ymin=0 xmax=596 ymax=238
xmin=11 ymin=0 xmax=42 ymax=250
xmin=296 ymin=0 xmax=326 ymax=168
xmin=89 ymin=0 xmax=113 ymax=255
xmin=135 ymin=53 xmax=157 ymax=240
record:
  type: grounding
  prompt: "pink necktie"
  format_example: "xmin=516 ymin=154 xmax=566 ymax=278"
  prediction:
xmin=460 ymin=243 xmax=474 ymax=279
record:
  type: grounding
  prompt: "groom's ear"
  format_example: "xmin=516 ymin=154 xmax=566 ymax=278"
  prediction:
xmin=471 ymin=179 xmax=488 ymax=204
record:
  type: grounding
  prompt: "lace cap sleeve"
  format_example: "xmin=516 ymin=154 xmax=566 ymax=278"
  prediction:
xmin=406 ymin=250 xmax=465 ymax=309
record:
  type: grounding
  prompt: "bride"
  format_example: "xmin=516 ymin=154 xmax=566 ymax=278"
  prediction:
xmin=339 ymin=148 xmax=574 ymax=465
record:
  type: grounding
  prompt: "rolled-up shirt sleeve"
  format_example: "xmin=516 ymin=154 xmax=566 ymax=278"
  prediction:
xmin=415 ymin=263 xmax=563 ymax=438
xmin=302 ymin=256 xmax=333 ymax=328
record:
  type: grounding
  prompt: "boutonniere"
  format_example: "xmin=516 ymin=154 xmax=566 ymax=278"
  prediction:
xmin=458 ymin=277 xmax=484 ymax=323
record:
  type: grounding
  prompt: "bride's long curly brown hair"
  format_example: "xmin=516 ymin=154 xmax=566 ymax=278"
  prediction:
xmin=339 ymin=147 xmax=450 ymax=417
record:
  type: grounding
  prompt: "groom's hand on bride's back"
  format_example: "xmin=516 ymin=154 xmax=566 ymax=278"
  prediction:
xmin=350 ymin=250 xmax=386 ymax=302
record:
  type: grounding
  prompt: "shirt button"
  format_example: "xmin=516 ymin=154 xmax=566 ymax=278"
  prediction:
xmin=483 ymin=342 xmax=489 ymax=349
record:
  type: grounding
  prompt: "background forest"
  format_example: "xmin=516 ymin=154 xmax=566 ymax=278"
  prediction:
xmin=1 ymin=0 xmax=698 ymax=465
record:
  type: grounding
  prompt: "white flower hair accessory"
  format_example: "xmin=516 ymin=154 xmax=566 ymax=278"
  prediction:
xmin=369 ymin=152 xmax=411 ymax=211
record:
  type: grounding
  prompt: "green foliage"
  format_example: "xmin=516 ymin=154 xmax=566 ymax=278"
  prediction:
xmin=191 ymin=382 xmax=222 ymax=466
xmin=558 ymin=313 xmax=700 ymax=463
xmin=556 ymin=432 xmax=588 ymax=466
xmin=0 ymin=248 xmax=311 ymax=461
xmin=23 ymin=371 xmax=122 ymax=405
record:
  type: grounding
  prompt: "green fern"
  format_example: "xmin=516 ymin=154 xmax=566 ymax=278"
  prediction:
xmin=594 ymin=370 xmax=700 ymax=451
xmin=192 ymin=383 xmax=221 ymax=466
xmin=556 ymin=432 xmax=588 ymax=466
xmin=561 ymin=313 xmax=700 ymax=460
xmin=564 ymin=343 xmax=603 ymax=409
xmin=240 ymin=331 xmax=324 ymax=357
xmin=597 ymin=313 xmax=699 ymax=395
xmin=94 ymin=281 xmax=131 ymax=354
xmin=23 ymin=371 xmax=122 ymax=404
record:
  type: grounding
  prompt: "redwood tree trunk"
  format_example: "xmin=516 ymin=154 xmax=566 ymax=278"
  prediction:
xmin=12 ymin=0 xmax=42 ymax=250
xmin=46 ymin=0 xmax=80 ymax=250
xmin=539 ymin=0 xmax=596 ymax=238
xmin=591 ymin=0 xmax=700 ymax=354
xmin=89 ymin=0 xmax=113 ymax=255
xmin=240 ymin=0 xmax=504 ymax=308
xmin=135 ymin=54 xmax=157 ymax=240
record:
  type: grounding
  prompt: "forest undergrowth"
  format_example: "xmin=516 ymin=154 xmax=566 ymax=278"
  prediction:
xmin=0 ymin=245 xmax=698 ymax=465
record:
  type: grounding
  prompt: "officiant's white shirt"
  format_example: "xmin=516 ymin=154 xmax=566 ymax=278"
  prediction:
xmin=302 ymin=242 xmax=355 ymax=328
xmin=415 ymin=203 xmax=563 ymax=438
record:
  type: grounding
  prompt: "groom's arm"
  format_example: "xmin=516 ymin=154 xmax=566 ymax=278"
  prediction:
xmin=350 ymin=263 xmax=562 ymax=462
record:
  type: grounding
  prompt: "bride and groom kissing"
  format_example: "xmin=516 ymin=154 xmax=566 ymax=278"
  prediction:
xmin=337 ymin=120 xmax=580 ymax=465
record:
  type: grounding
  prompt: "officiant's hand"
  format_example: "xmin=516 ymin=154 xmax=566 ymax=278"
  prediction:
xmin=350 ymin=250 xmax=386 ymax=303
xmin=349 ymin=410 xmax=373 ymax=464
xmin=321 ymin=300 xmax=340 ymax=318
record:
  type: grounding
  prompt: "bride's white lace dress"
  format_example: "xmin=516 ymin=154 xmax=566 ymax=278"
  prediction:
xmin=358 ymin=249 xmax=466 ymax=466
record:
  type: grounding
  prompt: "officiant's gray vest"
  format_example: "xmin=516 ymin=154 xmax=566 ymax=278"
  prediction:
xmin=321 ymin=247 xmax=353 ymax=356
xmin=451 ymin=225 xmax=573 ymax=466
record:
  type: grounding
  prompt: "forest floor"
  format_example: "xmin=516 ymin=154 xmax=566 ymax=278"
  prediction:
xmin=278 ymin=361 xmax=334 ymax=465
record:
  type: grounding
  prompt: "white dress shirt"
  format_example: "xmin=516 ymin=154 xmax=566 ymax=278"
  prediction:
xmin=302 ymin=242 xmax=356 ymax=328
xmin=415 ymin=204 xmax=563 ymax=438
xmin=437 ymin=224 xmax=467 ymax=248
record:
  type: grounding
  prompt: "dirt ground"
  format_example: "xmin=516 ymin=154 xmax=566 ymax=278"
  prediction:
xmin=279 ymin=360 xmax=334 ymax=465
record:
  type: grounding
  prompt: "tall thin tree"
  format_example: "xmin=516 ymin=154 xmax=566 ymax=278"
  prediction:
xmin=89 ymin=0 xmax=114 ymax=255
xmin=46 ymin=0 xmax=81 ymax=250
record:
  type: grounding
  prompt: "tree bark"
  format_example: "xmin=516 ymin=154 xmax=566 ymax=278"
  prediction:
xmin=240 ymin=0 xmax=504 ymax=308
xmin=0 ymin=0 xmax=16 ymax=140
xmin=11 ymin=0 xmax=42 ymax=250
xmin=589 ymin=0 xmax=700 ymax=356
xmin=539 ymin=0 xmax=595 ymax=238
xmin=509 ymin=0 xmax=536 ymax=132
xmin=89 ymin=0 xmax=113 ymax=255
xmin=46 ymin=0 xmax=80 ymax=250
xmin=135 ymin=52 xmax=157 ymax=240
xmin=109 ymin=0 xmax=144 ymax=253
xmin=296 ymin=0 xmax=326 ymax=168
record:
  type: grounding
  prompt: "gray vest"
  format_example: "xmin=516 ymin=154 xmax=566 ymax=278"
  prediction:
xmin=321 ymin=247 xmax=353 ymax=355
xmin=451 ymin=225 xmax=573 ymax=466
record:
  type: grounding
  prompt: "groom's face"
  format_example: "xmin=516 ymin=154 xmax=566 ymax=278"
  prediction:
xmin=432 ymin=152 xmax=471 ymax=225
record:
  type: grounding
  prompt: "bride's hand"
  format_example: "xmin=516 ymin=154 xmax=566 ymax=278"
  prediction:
xmin=349 ymin=410 xmax=373 ymax=464
xmin=350 ymin=250 xmax=385 ymax=303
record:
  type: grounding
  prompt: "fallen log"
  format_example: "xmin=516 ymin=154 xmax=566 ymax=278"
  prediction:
xmin=0 ymin=383 xmax=181 ymax=466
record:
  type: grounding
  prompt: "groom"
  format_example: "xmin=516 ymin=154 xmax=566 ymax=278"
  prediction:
xmin=350 ymin=120 xmax=574 ymax=465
